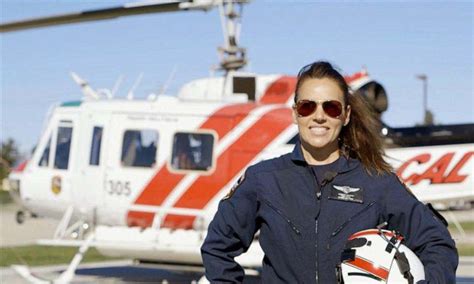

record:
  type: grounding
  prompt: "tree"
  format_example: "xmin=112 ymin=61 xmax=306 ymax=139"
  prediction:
xmin=0 ymin=138 xmax=21 ymax=181
xmin=424 ymin=110 xmax=435 ymax=126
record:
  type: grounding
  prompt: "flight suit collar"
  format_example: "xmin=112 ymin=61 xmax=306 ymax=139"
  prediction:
xmin=290 ymin=140 xmax=359 ymax=174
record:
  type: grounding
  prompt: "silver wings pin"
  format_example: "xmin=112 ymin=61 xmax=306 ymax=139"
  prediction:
xmin=333 ymin=185 xmax=361 ymax=194
xmin=333 ymin=185 xmax=361 ymax=201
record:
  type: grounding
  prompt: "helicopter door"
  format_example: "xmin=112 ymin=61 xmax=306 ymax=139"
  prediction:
xmin=72 ymin=113 xmax=110 ymax=222
xmin=103 ymin=114 xmax=160 ymax=226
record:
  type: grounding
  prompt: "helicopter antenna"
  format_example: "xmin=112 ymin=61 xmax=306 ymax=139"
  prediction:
xmin=111 ymin=75 xmax=125 ymax=97
xmin=127 ymin=72 xmax=144 ymax=100
xmin=70 ymin=72 xmax=100 ymax=100
xmin=159 ymin=65 xmax=178 ymax=95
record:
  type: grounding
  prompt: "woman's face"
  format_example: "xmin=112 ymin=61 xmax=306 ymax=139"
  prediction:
xmin=292 ymin=78 xmax=351 ymax=157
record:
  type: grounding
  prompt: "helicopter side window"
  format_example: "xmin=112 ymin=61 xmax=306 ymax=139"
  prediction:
xmin=171 ymin=132 xmax=214 ymax=172
xmin=54 ymin=127 xmax=73 ymax=170
xmin=121 ymin=129 xmax=158 ymax=168
xmin=38 ymin=136 xmax=52 ymax=167
xmin=89 ymin=126 xmax=103 ymax=166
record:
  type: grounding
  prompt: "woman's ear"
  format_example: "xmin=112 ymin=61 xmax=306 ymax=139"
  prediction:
xmin=292 ymin=105 xmax=298 ymax=125
xmin=343 ymin=105 xmax=351 ymax=126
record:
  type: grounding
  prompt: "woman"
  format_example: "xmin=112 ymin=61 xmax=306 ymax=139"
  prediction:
xmin=201 ymin=61 xmax=457 ymax=283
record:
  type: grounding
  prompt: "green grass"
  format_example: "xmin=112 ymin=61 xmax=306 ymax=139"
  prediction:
xmin=457 ymin=244 xmax=474 ymax=256
xmin=449 ymin=222 xmax=474 ymax=232
xmin=0 ymin=190 xmax=12 ymax=204
xmin=0 ymin=243 xmax=471 ymax=268
xmin=0 ymin=245 xmax=120 ymax=267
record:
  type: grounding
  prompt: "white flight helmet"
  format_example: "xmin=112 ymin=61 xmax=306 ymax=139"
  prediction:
xmin=336 ymin=228 xmax=425 ymax=284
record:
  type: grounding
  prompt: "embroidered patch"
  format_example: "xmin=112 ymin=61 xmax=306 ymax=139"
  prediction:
xmin=222 ymin=173 xmax=246 ymax=200
xmin=329 ymin=185 xmax=364 ymax=203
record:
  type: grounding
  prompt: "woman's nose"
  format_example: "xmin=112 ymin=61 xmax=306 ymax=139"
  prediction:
xmin=313 ymin=104 xmax=326 ymax=121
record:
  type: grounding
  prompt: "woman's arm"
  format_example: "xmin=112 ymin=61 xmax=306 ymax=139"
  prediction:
xmin=201 ymin=170 xmax=259 ymax=283
xmin=384 ymin=174 xmax=458 ymax=284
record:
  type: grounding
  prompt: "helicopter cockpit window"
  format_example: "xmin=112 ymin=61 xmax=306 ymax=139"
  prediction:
xmin=89 ymin=127 xmax=103 ymax=166
xmin=54 ymin=127 xmax=73 ymax=170
xmin=38 ymin=136 xmax=52 ymax=167
xmin=121 ymin=129 xmax=158 ymax=168
xmin=171 ymin=132 xmax=214 ymax=172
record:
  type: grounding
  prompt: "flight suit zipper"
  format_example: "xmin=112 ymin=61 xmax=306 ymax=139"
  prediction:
xmin=313 ymin=170 xmax=335 ymax=283
xmin=327 ymin=201 xmax=376 ymax=250
xmin=315 ymin=219 xmax=319 ymax=283
xmin=312 ymin=168 xmax=331 ymax=284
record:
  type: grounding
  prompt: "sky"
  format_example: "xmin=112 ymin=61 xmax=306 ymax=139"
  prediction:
xmin=1 ymin=0 xmax=473 ymax=153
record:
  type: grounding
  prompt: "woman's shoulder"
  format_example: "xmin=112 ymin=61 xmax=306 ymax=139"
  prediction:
xmin=357 ymin=168 xmax=415 ymax=197
xmin=246 ymin=153 xmax=294 ymax=175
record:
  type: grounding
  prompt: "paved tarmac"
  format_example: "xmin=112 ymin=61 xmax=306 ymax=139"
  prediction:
xmin=1 ymin=202 xmax=473 ymax=283
xmin=0 ymin=203 xmax=58 ymax=247
xmin=1 ymin=260 xmax=473 ymax=283
xmin=0 ymin=260 xmax=264 ymax=283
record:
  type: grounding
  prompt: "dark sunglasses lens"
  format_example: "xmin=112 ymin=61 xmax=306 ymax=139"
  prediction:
xmin=296 ymin=101 xmax=317 ymax=117
xmin=322 ymin=101 xmax=343 ymax=118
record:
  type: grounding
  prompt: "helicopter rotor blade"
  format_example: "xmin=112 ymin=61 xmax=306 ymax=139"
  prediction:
xmin=0 ymin=0 xmax=215 ymax=33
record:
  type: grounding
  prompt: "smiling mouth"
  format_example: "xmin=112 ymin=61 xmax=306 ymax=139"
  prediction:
xmin=309 ymin=126 xmax=329 ymax=135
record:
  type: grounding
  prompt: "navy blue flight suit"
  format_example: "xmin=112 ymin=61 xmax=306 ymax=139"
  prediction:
xmin=201 ymin=142 xmax=458 ymax=283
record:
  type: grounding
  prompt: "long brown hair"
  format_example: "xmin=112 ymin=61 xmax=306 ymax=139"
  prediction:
xmin=295 ymin=61 xmax=392 ymax=174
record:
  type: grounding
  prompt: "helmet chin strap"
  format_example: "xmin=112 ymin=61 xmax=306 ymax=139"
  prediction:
xmin=377 ymin=224 xmax=415 ymax=284
xmin=394 ymin=250 xmax=415 ymax=284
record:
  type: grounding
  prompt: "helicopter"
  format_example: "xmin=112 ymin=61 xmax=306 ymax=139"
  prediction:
xmin=1 ymin=1 xmax=473 ymax=283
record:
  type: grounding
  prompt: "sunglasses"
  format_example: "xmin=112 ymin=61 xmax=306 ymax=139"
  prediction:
xmin=294 ymin=99 xmax=344 ymax=118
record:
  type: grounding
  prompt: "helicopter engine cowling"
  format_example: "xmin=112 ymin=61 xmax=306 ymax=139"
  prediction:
xmin=353 ymin=81 xmax=388 ymax=115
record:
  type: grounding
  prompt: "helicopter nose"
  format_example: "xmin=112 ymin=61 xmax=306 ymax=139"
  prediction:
xmin=6 ymin=177 xmax=22 ymax=205
xmin=5 ymin=160 xmax=29 ymax=206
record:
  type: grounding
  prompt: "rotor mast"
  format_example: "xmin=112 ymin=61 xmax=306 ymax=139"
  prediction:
xmin=217 ymin=0 xmax=248 ymax=73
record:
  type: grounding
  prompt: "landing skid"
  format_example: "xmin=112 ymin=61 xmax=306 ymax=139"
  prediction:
xmin=12 ymin=233 xmax=95 ymax=284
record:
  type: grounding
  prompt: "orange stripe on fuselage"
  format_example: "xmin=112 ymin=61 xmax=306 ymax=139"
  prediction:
xmin=260 ymin=76 xmax=297 ymax=104
xmin=126 ymin=103 xmax=257 ymax=227
xmin=162 ymin=107 xmax=293 ymax=229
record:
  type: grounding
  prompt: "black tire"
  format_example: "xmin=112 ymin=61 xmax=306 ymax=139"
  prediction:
xmin=16 ymin=210 xmax=25 ymax=224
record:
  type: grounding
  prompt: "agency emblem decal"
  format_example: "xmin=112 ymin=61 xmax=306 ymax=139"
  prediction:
xmin=329 ymin=185 xmax=364 ymax=203
xmin=51 ymin=176 xmax=62 ymax=195
xmin=222 ymin=173 xmax=246 ymax=200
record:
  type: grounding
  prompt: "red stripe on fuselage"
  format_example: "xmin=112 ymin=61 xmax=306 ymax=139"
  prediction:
xmin=344 ymin=70 xmax=369 ymax=84
xmin=13 ymin=160 xmax=28 ymax=172
xmin=260 ymin=76 xmax=297 ymax=104
xmin=162 ymin=107 xmax=293 ymax=229
xmin=126 ymin=103 xmax=257 ymax=227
